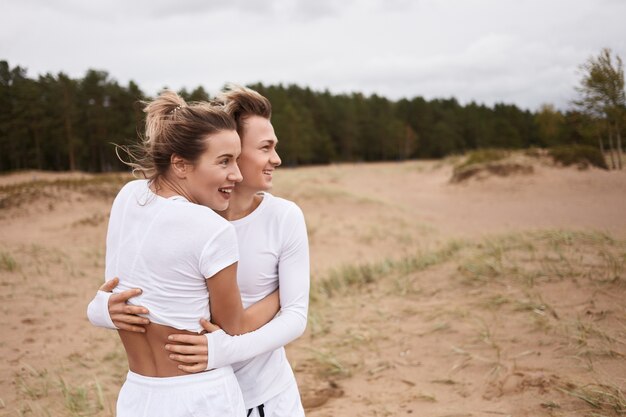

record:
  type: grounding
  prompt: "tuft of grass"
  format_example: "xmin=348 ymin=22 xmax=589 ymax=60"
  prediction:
xmin=15 ymin=362 xmax=110 ymax=417
xmin=459 ymin=149 xmax=510 ymax=168
xmin=597 ymin=249 xmax=625 ymax=283
xmin=413 ymin=392 xmax=437 ymax=402
xmin=558 ymin=382 xmax=626 ymax=413
xmin=450 ymin=149 xmax=535 ymax=182
xmin=59 ymin=377 xmax=91 ymax=414
xmin=65 ymin=378 xmax=108 ymax=415
xmin=480 ymin=294 xmax=511 ymax=310
xmin=570 ymin=318 xmax=622 ymax=356
xmin=94 ymin=378 xmax=106 ymax=413
xmin=540 ymin=400 xmax=561 ymax=409
xmin=307 ymin=348 xmax=351 ymax=378
xmin=72 ymin=213 xmax=106 ymax=228
xmin=431 ymin=378 xmax=458 ymax=385
xmin=458 ymin=258 xmax=504 ymax=285
xmin=0 ymin=251 xmax=18 ymax=271
xmin=308 ymin=310 xmax=331 ymax=338
xmin=392 ymin=274 xmax=422 ymax=296
xmin=16 ymin=364 xmax=50 ymax=400
xmin=23 ymin=401 xmax=52 ymax=417
xmin=311 ymin=240 xmax=466 ymax=299
xmin=419 ymin=321 xmax=451 ymax=336
xmin=456 ymin=230 xmax=626 ymax=290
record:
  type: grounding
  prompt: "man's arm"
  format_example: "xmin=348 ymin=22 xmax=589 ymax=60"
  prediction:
xmin=86 ymin=277 xmax=150 ymax=332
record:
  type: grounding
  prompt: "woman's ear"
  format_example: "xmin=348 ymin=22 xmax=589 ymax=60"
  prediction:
xmin=170 ymin=154 xmax=189 ymax=179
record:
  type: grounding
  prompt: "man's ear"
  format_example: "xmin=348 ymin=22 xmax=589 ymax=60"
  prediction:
xmin=170 ymin=154 xmax=189 ymax=179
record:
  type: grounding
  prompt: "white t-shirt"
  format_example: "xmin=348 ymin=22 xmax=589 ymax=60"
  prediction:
xmin=104 ymin=179 xmax=239 ymax=333
xmin=87 ymin=191 xmax=309 ymax=408
xmin=209 ymin=192 xmax=310 ymax=408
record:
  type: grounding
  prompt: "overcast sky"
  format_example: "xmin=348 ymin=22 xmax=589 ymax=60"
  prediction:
xmin=2 ymin=0 xmax=625 ymax=110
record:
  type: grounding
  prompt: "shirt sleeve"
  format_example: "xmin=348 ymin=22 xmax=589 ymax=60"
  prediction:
xmin=200 ymin=223 xmax=239 ymax=279
xmin=206 ymin=203 xmax=310 ymax=369
xmin=86 ymin=290 xmax=118 ymax=330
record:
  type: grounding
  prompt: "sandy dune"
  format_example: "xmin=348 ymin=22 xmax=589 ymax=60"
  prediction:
xmin=0 ymin=159 xmax=625 ymax=417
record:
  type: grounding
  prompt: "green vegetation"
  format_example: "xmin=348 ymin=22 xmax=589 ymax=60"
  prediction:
xmin=0 ymin=251 xmax=17 ymax=271
xmin=306 ymin=230 xmax=625 ymax=415
xmin=456 ymin=148 xmax=510 ymax=169
xmin=14 ymin=363 xmax=106 ymax=417
xmin=2 ymin=54 xmax=624 ymax=172
xmin=549 ymin=144 xmax=608 ymax=169
xmin=574 ymin=48 xmax=625 ymax=170
xmin=0 ymin=173 xmax=128 ymax=209
xmin=558 ymin=383 xmax=626 ymax=414
xmin=310 ymin=240 xmax=465 ymax=300
xmin=451 ymin=148 xmax=533 ymax=182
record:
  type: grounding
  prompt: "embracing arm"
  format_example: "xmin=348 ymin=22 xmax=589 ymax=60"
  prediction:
xmin=168 ymin=204 xmax=309 ymax=371
xmin=86 ymin=277 xmax=150 ymax=333
xmin=205 ymin=263 xmax=280 ymax=335
xmin=86 ymin=272 xmax=275 ymax=335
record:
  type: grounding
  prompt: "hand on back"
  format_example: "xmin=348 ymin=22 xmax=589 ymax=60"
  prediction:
xmin=100 ymin=277 xmax=150 ymax=333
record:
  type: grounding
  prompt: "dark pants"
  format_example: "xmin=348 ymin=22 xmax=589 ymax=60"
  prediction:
xmin=247 ymin=404 xmax=265 ymax=417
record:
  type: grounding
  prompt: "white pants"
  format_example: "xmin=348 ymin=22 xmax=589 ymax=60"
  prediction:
xmin=247 ymin=380 xmax=305 ymax=417
xmin=117 ymin=367 xmax=245 ymax=417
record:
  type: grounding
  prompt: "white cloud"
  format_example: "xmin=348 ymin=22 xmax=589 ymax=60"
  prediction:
xmin=1 ymin=0 xmax=625 ymax=110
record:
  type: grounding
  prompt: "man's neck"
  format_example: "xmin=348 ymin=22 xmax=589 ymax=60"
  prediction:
xmin=220 ymin=187 xmax=263 ymax=221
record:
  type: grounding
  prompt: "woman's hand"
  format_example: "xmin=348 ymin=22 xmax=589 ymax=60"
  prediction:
xmin=101 ymin=277 xmax=150 ymax=332
xmin=165 ymin=319 xmax=222 ymax=373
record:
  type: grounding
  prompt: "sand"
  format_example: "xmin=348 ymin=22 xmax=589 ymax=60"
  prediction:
xmin=0 ymin=159 xmax=625 ymax=417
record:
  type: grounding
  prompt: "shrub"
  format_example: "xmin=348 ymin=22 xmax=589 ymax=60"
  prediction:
xmin=451 ymin=149 xmax=532 ymax=183
xmin=458 ymin=149 xmax=510 ymax=169
xmin=548 ymin=145 xmax=608 ymax=170
xmin=451 ymin=162 xmax=533 ymax=183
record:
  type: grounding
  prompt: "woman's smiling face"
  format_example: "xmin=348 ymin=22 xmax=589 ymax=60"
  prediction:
xmin=236 ymin=115 xmax=281 ymax=192
xmin=184 ymin=129 xmax=243 ymax=210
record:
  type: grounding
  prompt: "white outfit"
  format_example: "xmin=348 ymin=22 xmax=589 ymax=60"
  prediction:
xmin=102 ymin=179 xmax=244 ymax=417
xmin=208 ymin=192 xmax=309 ymax=414
xmin=105 ymin=180 xmax=239 ymax=333
xmin=88 ymin=191 xmax=309 ymax=417
xmin=246 ymin=379 xmax=304 ymax=417
xmin=117 ymin=367 xmax=244 ymax=417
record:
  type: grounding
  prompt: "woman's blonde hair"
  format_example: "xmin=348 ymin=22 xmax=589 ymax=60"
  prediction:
xmin=213 ymin=84 xmax=272 ymax=138
xmin=119 ymin=89 xmax=236 ymax=180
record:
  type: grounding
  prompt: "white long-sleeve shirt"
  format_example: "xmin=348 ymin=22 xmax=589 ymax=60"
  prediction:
xmin=87 ymin=192 xmax=310 ymax=408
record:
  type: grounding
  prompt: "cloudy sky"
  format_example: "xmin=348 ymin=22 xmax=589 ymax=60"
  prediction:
xmin=2 ymin=0 xmax=625 ymax=110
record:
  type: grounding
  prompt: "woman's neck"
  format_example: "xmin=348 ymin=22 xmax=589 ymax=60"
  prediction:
xmin=151 ymin=175 xmax=195 ymax=203
xmin=220 ymin=187 xmax=263 ymax=221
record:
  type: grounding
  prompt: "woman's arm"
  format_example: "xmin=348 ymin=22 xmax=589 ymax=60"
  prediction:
xmin=167 ymin=204 xmax=309 ymax=372
xmin=86 ymin=277 xmax=150 ymax=333
xmin=205 ymin=264 xmax=280 ymax=335
xmin=201 ymin=223 xmax=279 ymax=336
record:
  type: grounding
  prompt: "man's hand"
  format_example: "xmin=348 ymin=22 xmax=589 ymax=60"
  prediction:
xmin=165 ymin=319 xmax=222 ymax=373
xmin=101 ymin=277 xmax=150 ymax=333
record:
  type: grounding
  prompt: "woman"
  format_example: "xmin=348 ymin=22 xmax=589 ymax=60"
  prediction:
xmin=88 ymin=86 xmax=310 ymax=417
xmin=97 ymin=90 xmax=280 ymax=417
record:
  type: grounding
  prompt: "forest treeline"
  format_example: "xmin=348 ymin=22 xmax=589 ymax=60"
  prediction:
xmin=0 ymin=56 xmax=622 ymax=172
